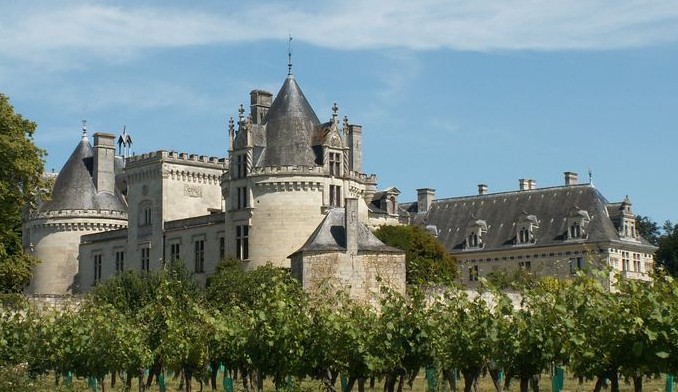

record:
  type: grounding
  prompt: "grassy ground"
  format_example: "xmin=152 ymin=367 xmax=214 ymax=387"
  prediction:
xmin=0 ymin=367 xmax=670 ymax=392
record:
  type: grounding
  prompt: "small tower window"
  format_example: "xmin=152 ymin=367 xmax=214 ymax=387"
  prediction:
xmin=329 ymin=185 xmax=341 ymax=207
xmin=236 ymin=225 xmax=249 ymax=260
xmin=235 ymin=154 xmax=247 ymax=178
xmin=328 ymin=152 xmax=341 ymax=176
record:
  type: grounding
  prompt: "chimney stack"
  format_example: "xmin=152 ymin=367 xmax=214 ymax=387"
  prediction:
xmin=478 ymin=184 xmax=488 ymax=195
xmin=528 ymin=179 xmax=537 ymax=190
xmin=345 ymin=198 xmax=359 ymax=255
xmin=564 ymin=172 xmax=578 ymax=186
xmin=93 ymin=133 xmax=116 ymax=194
xmin=250 ymin=89 xmax=272 ymax=124
xmin=519 ymin=179 xmax=529 ymax=191
xmin=417 ymin=188 xmax=435 ymax=213
xmin=347 ymin=124 xmax=363 ymax=173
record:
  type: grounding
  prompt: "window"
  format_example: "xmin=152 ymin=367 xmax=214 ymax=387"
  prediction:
xmin=570 ymin=257 xmax=584 ymax=274
xmin=236 ymin=225 xmax=249 ymax=260
xmin=138 ymin=201 xmax=153 ymax=227
xmin=235 ymin=154 xmax=247 ymax=178
xmin=633 ymin=253 xmax=641 ymax=272
xmin=468 ymin=265 xmax=479 ymax=282
xmin=115 ymin=251 xmax=125 ymax=274
xmin=519 ymin=261 xmax=531 ymax=271
xmin=622 ymin=251 xmax=630 ymax=271
xmin=329 ymin=185 xmax=341 ymax=207
xmin=93 ymin=254 xmax=102 ymax=284
xmin=219 ymin=237 xmax=225 ymax=260
xmin=468 ymin=232 xmax=478 ymax=247
xmin=569 ymin=222 xmax=581 ymax=238
xmin=329 ymin=152 xmax=341 ymax=176
xmin=236 ymin=186 xmax=248 ymax=209
xmin=170 ymin=243 xmax=180 ymax=261
xmin=141 ymin=248 xmax=150 ymax=272
xmin=518 ymin=227 xmax=531 ymax=243
xmin=194 ymin=239 xmax=205 ymax=273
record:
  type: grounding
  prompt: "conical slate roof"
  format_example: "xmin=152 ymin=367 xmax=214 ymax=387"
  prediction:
xmin=40 ymin=135 xmax=127 ymax=212
xmin=259 ymin=74 xmax=320 ymax=167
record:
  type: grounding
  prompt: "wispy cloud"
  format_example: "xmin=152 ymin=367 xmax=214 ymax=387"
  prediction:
xmin=1 ymin=0 xmax=677 ymax=70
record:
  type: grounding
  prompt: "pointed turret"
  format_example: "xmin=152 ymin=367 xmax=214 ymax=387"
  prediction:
xmin=259 ymin=74 xmax=320 ymax=167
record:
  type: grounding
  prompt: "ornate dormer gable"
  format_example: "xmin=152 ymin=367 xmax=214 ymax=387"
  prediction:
xmin=618 ymin=195 xmax=638 ymax=241
xmin=565 ymin=206 xmax=590 ymax=240
xmin=314 ymin=103 xmax=347 ymax=176
xmin=515 ymin=211 xmax=538 ymax=245
xmin=233 ymin=105 xmax=253 ymax=151
xmin=465 ymin=218 xmax=488 ymax=249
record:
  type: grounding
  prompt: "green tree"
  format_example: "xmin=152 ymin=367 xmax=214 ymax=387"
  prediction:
xmin=0 ymin=93 xmax=44 ymax=293
xmin=657 ymin=221 xmax=678 ymax=276
xmin=374 ymin=225 xmax=457 ymax=285
xmin=636 ymin=215 xmax=660 ymax=245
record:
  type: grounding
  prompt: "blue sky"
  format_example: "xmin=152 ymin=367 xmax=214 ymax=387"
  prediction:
xmin=2 ymin=1 xmax=677 ymax=224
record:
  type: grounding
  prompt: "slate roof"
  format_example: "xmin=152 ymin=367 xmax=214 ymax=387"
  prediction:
xmin=290 ymin=208 xmax=403 ymax=256
xmin=408 ymin=184 xmax=654 ymax=253
xmin=257 ymin=74 xmax=320 ymax=167
xmin=40 ymin=135 xmax=127 ymax=212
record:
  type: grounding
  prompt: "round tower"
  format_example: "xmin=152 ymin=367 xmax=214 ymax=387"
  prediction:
xmin=223 ymin=73 xmax=374 ymax=269
xmin=25 ymin=125 xmax=128 ymax=294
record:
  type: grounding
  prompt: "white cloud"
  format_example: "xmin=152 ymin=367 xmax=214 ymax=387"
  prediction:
xmin=1 ymin=0 xmax=678 ymax=70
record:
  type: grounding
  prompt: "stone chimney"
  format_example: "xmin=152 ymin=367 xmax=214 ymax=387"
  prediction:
xmin=519 ymin=179 xmax=529 ymax=191
xmin=250 ymin=89 xmax=272 ymax=124
xmin=347 ymin=124 xmax=363 ymax=173
xmin=564 ymin=172 xmax=578 ymax=186
xmin=528 ymin=179 xmax=537 ymax=190
xmin=417 ymin=188 xmax=435 ymax=213
xmin=345 ymin=198 xmax=359 ymax=255
xmin=478 ymin=184 xmax=488 ymax=195
xmin=93 ymin=133 xmax=116 ymax=194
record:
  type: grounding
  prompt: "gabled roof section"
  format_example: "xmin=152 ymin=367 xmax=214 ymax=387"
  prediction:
xmin=413 ymin=184 xmax=650 ymax=252
xmin=40 ymin=135 xmax=127 ymax=212
xmin=290 ymin=208 xmax=403 ymax=256
xmin=258 ymin=74 xmax=320 ymax=167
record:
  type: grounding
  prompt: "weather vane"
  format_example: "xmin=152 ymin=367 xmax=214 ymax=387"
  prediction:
xmin=288 ymin=33 xmax=293 ymax=75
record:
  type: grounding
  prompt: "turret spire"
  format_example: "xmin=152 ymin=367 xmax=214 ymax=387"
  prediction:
xmin=288 ymin=34 xmax=293 ymax=75
xmin=81 ymin=120 xmax=87 ymax=139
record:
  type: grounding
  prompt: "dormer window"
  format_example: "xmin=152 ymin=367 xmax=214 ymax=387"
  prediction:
xmin=617 ymin=196 xmax=639 ymax=241
xmin=515 ymin=213 xmax=538 ymax=245
xmin=566 ymin=207 xmax=590 ymax=240
xmin=465 ymin=219 xmax=487 ymax=249
xmin=328 ymin=152 xmax=341 ymax=176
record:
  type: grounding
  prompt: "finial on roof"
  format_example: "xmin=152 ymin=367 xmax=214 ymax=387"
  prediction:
xmin=588 ymin=168 xmax=593 ymax=186
xmin=81 ymin=120 xmax=87 ymax=139
xmin=238 ymin=104 xmax=245 ymax=124
xmin=331 ymin=102 xmax=339 ymax=123
xmin=288 ymin=34 xmax=293 ymax=75
xmin=228 ymin=117 xmax=235 ymax=151
xmin=342 ymin=115 xmax=349 ymax=134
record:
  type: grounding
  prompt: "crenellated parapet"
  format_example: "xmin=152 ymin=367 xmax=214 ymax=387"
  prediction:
xmin=30 ymin=209 xmax=128 ymax=221
xmin=246 ymin=165 xmax=377 ymax=184
xmin=127 ymin=150 xmax=225 ymax=166
xmin=29 ymin=220 xmax=127 ymax=232
xmin=167 ymin=169 xmax=222 ymax=185
xmin=254 ymin=180 xmax=323 ymax=192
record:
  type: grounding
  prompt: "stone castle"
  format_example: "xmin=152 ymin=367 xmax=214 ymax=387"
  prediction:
xmin=23 ymin=68 xmax=656 ymax=296
xmin=24 ymin=70 xmax=406 ymax=299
